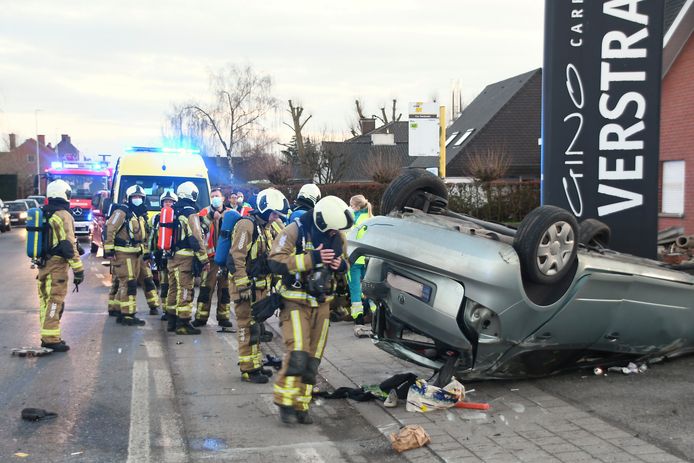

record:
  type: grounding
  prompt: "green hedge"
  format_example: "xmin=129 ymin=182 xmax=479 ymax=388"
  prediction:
xmin=447 ymin=181 xmax=540 ymax=223
xmin=226 ymin=180 xmax=540 ymax=222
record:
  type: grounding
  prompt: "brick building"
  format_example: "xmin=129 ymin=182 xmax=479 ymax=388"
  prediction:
xmin=0 ymin=134 xmax=61 ymax=199
xmin=658 ymin=1 xmax=694 ymax=234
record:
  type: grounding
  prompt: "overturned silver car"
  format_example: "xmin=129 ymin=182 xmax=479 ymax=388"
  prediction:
xmin=347 ymin=169 xmax=694 ymax=380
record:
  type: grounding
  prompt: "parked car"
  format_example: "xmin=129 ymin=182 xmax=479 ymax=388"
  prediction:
xmin=347 ymin=169 xmax=694 ymax=382
xmin=6 ymin=201 xmax=29 ymax=225
xmin=26 ymin=195 xmax=46 ymax=205
xmin=21 ymin=198 xmax=41 ymax=209
xmin=0 ymin=199 xmax=11 ymax=232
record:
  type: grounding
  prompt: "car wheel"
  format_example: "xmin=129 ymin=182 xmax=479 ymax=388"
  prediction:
xmin=380 ymin=168 xmax=448 ymax=214
xmin=579 ymin=218 xmax=611 ymax=248
xmin=514 ymin=205 xmax=578 ymax=284
xmin=90 ymin=242 xmax=99 ymax=254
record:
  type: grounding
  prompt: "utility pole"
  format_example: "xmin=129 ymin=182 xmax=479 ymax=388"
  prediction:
xmin=35 ymin=109 xmax=41 ymax=195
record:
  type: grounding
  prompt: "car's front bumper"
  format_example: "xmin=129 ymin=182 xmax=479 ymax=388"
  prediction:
xmin=74 ymin=221 xmax=91 ymax=236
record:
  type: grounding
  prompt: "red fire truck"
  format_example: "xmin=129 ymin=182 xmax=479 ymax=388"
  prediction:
xmin=45 ymin=161 xmax=111 ymax=237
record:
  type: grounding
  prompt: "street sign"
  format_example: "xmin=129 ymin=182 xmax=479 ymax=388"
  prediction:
xmin=408 ymin=102 xmax=440 ymax=157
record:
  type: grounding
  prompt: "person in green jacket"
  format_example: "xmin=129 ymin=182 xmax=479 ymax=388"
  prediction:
xmin=348 ymin=194 xmax=374 ymax=337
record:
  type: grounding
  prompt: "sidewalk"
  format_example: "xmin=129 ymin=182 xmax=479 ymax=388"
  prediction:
xmin=308 ymin=319 xmax=687 ymax=463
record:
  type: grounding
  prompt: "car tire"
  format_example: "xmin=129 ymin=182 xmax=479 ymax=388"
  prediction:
xmin=380 ymin=168 xmax=448 ymax=215
xmin=90 ymin=242 xmax=99 ymax=254
xmin=514 ymin=205 xmax=578 ymax=285
xmin=579 ymin=218 xmax=611 ymax=248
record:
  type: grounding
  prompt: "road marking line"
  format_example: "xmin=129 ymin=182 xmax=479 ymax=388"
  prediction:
xmin=127 ymin=360 xmax=151 ymax=463
xmin=152 ymin=368 xmax=174 ymax=398
xmin=144 ymin=340 xmax=163 ymax=359
xmin=294 ymin=447 xmax=325 ymax=462
xmin=219 ymin=332 xmax=239 ymax=352
xmin=159 ymin=415 xmax=186 ymax=462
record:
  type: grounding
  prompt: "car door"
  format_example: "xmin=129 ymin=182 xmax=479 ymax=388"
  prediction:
xmin=592 ymin=275 xmax=693 ymax=355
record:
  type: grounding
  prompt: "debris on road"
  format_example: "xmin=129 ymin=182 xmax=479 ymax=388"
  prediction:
xmin=11 ymin=347 xmax=53 ymax=357
xmin=263 ymin=354 xmax=282 ymax=370
xmin=454 ymin=401 xmax=490 ymax=410
xmin=406 ymin=377 xmax=465 ymax=412
xmin=384 ymin=389 xmax=398 ymax=408
xmin=70 ymin=451 xmax=84 ymax=456
xmin=14 ymin=452 xmax=30 ymax=458
xmin=607 ymin=362 xmax=648 ymax=375
xmin=21 ymin=408 xmax=58 ymax=422
xmin=389 ymin=425 xmax=431 ymax=453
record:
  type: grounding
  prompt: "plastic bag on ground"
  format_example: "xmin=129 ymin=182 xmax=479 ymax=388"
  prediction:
xmin=406 ymin=377 xmax=465 ymax=412
xmin=389 ymin=425 xmax=431 ymax=453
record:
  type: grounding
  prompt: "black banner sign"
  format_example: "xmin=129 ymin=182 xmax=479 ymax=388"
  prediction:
xmin=542 ymin=0 xmax=664 ymax=258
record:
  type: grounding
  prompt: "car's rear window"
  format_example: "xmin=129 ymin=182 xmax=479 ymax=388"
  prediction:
xmin=8 ymin=202 xmax=27 ymax=211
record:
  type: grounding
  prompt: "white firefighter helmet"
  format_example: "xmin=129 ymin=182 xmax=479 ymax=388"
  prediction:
xmin=46 ymin=179 xmax=72 ymax=201
xmin=126 ymin=185 xmax=146 ymax=199
xmin=159 ymin=190 xmax=178 ymax=203
xmin=176 ymin=181 xmax=199 ymax=201
xmin=297 ymin=183 xmax=321 ymax=207
xmin=256 ymin=188 xmax=289 ymax=219
xmin=313 ymin=196 xmax=354 ymax=232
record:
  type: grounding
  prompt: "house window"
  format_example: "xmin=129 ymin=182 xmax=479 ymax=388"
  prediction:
xmin=27 ymin=155 xmax=35 ymax=162
xmin=445 ymin=132 xmax=459 ymax=146
xmin=661 ymin=160 xmax=685 ymax=215
xmin=454 ymin=128 xmax=475 ymax=146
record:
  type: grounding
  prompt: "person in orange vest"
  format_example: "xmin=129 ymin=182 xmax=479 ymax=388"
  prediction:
xmin=193 ymin=188 xmax=233 ymax=328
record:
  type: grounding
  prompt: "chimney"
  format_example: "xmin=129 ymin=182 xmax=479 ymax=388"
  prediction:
xmin=9 ymin=133 xmax=16 ymax=150
xmin=359 ymin=118 xmax=376 ymax=134
xmin=61 ymin=134 xmax=70 ymax=143
xmin=38 ymin=134 xmax=45 ymax=146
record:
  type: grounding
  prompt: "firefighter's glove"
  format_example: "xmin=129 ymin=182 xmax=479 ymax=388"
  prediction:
xmin=73 ymin=271 xmax=84 ymax=292
xmin=103 ymin=249 xmax=115 ymax=258
xmin=238 ymin=286 xmax=252 ymax=302
xmin=142 ymin=252 xmax=152 ymax=262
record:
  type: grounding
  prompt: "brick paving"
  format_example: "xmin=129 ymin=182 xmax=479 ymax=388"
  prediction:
xmin=303 ymin=319 xmax=689 ymax=463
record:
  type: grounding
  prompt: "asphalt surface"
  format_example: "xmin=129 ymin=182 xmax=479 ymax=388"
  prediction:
xmin=1 ymin=225 xmax=694 ymax=462
xmin=0 ymin=228 xmax=401 ymax=462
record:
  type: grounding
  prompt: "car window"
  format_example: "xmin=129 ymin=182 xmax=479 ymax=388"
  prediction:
xmin=118 ymin=175 xmax=210 ymax=211
xmin=8 ymin=202 xmax=27 ymax=211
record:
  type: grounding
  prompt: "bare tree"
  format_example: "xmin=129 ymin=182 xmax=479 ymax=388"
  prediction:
xmin=282 ymin=100 xmax=312 ymax=175
xmin=167 ymin=64 xmax=277 ymax=174
xmin=373 ymin=99 xmax=402 ymax=125
xmin=359 ymin=146 xmax=402 ymax=183
xmin=464 ymin=145 xmax=511 ymax=183
xmin=349 ymin=99 xmax=368 ymax=137
xmin=317 ymin=143 xmax=347 ymax=184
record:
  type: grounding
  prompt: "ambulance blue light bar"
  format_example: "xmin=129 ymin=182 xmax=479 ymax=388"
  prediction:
xmin=126 ymin=146 xmax=200 ymax=155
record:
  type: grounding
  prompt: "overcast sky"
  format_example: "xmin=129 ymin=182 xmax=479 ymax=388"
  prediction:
xmin=0 ymin=0 xmax=545 ymax=158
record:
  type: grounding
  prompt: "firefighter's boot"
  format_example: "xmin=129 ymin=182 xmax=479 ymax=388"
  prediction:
xmin=296 ymin=410 xmax=314 ymax=425
xmin=242 ymin=370 xmax=269 ymax=384
xmin=278 ymin=406 xmax=297 ymax=425
xmin=176 ymin=318 xmax=201 ymax=335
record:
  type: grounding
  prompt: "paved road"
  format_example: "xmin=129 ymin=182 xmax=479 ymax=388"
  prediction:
xmin=1 ymin=226 xmax=692 ymax=462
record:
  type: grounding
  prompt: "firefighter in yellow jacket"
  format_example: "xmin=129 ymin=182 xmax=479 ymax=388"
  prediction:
xmin=193 ymin=187 xmax=233 ymax=328
xmin=37 ymin=180 xmax=84 ymax=352
xmin=167 ymin=181 xmax=209 ymax=335
xmin=228 ymin=188 xmax=288 ymax=384
xmin=268 ymin=196 xmax=353 ymax=424
xmin=104 ymin=185 xmax=156 ymax=326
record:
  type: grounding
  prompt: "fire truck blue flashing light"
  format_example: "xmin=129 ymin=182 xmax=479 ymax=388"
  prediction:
xmin=126 ymin=146 xmax=200 ymax=155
